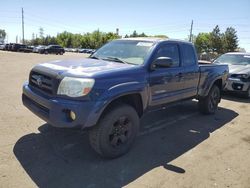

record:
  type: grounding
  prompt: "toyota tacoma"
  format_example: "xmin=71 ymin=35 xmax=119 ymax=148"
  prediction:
xmin=22 ymin=38 xmax=229 ymax=158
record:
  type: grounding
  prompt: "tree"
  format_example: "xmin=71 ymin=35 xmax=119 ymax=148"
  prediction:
xmin=153 ymin=35 xmax=168 ymax=38
xmin=39 ymin=27 xmax=44 ymax=39
xmin=223 ymin=27 xmax=238 ymax=52
xmin=210 ymin=25 xmax=223 ymax=53
xmin=56 ymin=31 xmax=73 ymax=47
xmin=131 ymin=30 xmax=138 ymax=37
xmin=0 ymin=29 xmax=6 ymax=43
xmin=194 ymin=33 xmax=211 ymax=53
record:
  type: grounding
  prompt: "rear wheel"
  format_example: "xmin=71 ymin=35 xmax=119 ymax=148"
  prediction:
xmin=60 ymin=51 xmax=63 ymax=55
xmin=44 ymin=50 xmax=48 ymax=55
xmin=199 ymin=85 xmax=221 ymax=114
xmin=89 ymin=104 xmax=140 ymax=158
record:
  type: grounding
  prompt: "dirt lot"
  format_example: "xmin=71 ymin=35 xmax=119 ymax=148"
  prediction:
xmin=0 ymin=50 xmax=250 ymax=188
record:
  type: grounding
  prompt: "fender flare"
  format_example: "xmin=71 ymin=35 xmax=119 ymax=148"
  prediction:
xmin=83 ymin=82 xmax=148 ymax=128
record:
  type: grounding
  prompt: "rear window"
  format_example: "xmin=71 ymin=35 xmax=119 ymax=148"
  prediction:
xmin=181 ymin=44 xmax=197 ymax=66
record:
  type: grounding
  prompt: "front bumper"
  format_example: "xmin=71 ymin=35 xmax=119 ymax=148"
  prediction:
xmin=22 ymin=83 xmax=99 ymax=129
xmin=224 ymin=78 xmax=250 ymax=93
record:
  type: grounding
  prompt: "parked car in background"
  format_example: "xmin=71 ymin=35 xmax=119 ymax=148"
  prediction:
xmin=0 ymin=44 xmax=5 ymax=50
xmin=12 ymin=44 xmax=26 ymax=52
xmin=71 ymin=48 xmax=78 ymax=53
xmin=8 ymin=43 xmax=15 ymax=51
xmin=3 ymin=43 xmax=9 ymax=50
xmin=78 ymin=48 xmax=95 ymax=54
xmin=64 ymin=48 xmax=70 ymax=52
xmin=18 ymin=45 xmax=34 ymax=53
xmin=38 ymin=45 xmax=65 ymax=55
xmin=214 ymin=52 xmax=250 ymax=98
xmin=33 ymin=45 xmax=45 ymax=53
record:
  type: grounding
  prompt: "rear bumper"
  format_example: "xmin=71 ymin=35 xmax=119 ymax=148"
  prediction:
xmin=22 ymin=83 xmax=99 ymax=129
xmin=224 ymin=78 xmax=250 ymax=93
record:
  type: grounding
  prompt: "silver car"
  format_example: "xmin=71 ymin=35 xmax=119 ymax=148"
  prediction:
xmin=214 ymin=52 xmax=250 ymax=98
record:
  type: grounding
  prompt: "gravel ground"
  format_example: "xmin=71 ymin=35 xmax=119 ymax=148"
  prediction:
xmin=0 ymin=51 xmax=250 ymax=188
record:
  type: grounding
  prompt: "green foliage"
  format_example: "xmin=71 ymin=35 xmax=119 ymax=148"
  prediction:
xmin=39 ymin=27 xmax=44 ymax=39
xmin=128 ymin=31 xmax=148 ymax=37
xmin=195 ymin=33 xmax=211 ymax=53
xmin=210 ymin=25 xmax=223 ymax=53
xmin=153 ymin=35 xmax=168 ymax=38
xmin=222 ymin=27 xmax=238 ymax=52
xmin=194 ymin=25 xmax=238 ymax=54
xmin=28 ymin=30 xmax=120 ymax=49
xmin=0 ymin=29 xmax=7 ymax=43
xmin=125 ymin=31 xmax=168 ymax=39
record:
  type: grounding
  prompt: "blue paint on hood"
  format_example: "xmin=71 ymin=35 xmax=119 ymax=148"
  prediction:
xmin=36 ymin=58 xmax=136 ymax=78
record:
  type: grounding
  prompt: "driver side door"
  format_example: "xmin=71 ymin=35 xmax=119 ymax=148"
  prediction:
xmin=148 ymin=42 xmax=185 ymax=107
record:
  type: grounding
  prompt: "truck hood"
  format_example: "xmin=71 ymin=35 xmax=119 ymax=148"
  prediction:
xmin=228 ymin=64 xmax=250 ymax=74
xmin=36 ymin=58 xmax=136 ymax=77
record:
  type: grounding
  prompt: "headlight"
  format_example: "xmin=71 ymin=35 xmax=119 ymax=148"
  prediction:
xmin=240 ymin=74 xmax=249 ymax=79
xmin=57 ymin=77 xmax=95 ymax=97
xmin=233 ymin=74 xmax=249 ymax=79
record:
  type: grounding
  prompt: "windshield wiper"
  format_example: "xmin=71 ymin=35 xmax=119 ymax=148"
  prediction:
xmin=103 ymin=56 xmax=128 ymax=64
xmin=89 ymin=55 xmax=100 ymax=60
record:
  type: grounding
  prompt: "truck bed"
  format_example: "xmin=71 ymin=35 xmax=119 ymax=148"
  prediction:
xmin=198 ymin=64 xmax=229 ymax=96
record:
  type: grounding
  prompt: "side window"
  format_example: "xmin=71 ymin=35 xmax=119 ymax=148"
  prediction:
xmin=154 ymin=44 xmax=180 ymax=67
xmin=182 ymin=44 xmax=197 ymax=66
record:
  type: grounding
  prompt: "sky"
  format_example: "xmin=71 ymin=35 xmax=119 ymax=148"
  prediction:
xmin=1 ymin=0 xmax=250 ymax=51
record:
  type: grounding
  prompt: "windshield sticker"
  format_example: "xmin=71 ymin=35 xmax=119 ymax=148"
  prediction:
xmin=244 ymin=55 xmax=250 ymax=58
xmin=136 ymin=42 xmax=153 ymax=47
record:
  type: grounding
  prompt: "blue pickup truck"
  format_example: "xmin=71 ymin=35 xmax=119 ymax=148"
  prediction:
xmin=22 ymin=38 xmax=228 ymax=158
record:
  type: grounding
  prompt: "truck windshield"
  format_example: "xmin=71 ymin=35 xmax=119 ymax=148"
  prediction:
xmin=91 ymin=40 xmax=154 ymax=65
xmin=214 ymin=54 xmax=250 ymax=65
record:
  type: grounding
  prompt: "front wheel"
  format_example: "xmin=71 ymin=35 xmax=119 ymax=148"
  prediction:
xmin=89 ymin=104 xmax=140 ymax=158
xmin=198 ymin=85 xmax=221 ymax=114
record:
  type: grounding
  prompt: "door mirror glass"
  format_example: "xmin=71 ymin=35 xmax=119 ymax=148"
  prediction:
xmin=151 ymin=57 xmax=173 ymax=70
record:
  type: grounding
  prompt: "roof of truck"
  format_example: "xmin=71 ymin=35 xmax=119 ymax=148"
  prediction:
xmin=119 ymin=37 xmax=192 ymax=44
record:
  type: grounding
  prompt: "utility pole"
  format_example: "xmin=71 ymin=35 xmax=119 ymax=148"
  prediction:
xmin=189 ymin=20 xmax=193 ymax=42
xmin=22 ymin=8 xmax=24 ymax=44
xmin=116 ymin=28 xmax=119 ymax=36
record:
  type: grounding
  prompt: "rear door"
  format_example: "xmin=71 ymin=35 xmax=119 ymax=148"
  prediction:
xmin=179 ymin=43 xmax=200 ymax=98
xmin=149 ymin=42 xmax=185 ymax=106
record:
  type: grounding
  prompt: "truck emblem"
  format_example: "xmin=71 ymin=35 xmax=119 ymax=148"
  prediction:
xmin=36 ymin=76 xmax=43 ymax=87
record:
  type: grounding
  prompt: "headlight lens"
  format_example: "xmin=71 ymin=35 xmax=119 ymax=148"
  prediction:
xmin=57 ymin=77 xmax=95 ymax=97
xmin=233 ymin=74 xmax=249 ymax=79
xmin=240 ymin=74 xmax=249 ymax=79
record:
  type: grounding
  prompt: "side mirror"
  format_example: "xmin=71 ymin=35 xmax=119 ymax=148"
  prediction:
xmin=151 ymin=57 xmax=173 ymax=70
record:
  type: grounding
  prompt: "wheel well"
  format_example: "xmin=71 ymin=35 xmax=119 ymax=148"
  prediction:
xmin=102 ymin=94 xmax=144 ymax=118
xmin=214 ymin=79 xmax=222 ymax=90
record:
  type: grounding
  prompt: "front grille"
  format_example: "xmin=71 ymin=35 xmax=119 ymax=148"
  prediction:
xmin=29 ymin=71 xmax=55 ymax=95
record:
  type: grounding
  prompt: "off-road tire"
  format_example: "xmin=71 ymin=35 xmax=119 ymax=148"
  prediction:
xmin=198 ymin=85 xmax=221 ymax=114
xmin=89 ymin=103 xmax=140 ymax=158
